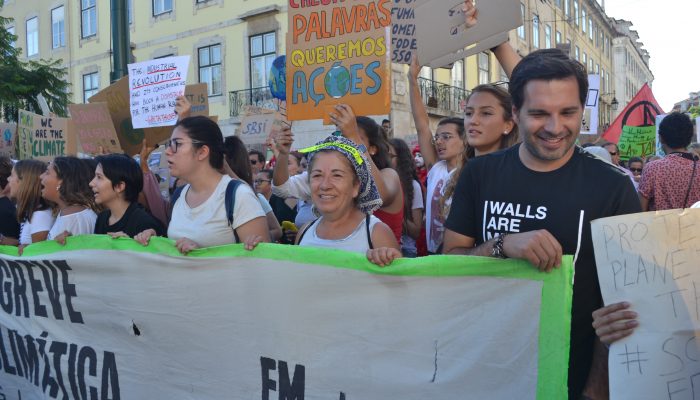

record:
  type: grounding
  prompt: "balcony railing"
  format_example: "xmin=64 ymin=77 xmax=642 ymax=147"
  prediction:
xmin=417 ymin=77 xmax=469 ymax=115
xmin=229 ymin=86 xmax=277 ymax=117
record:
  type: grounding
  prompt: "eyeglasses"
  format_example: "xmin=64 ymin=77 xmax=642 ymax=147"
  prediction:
xmin=608 ymin=151 xmax=618 ymax=156
xmin=249 ymin=159 xmax=258 ymax=165
xmin=165 ymin=138 xmax=204 ymax=153
xmin=432 ymin=133 xmax=456 ymax=144
xmin=254 ymin=179 xmax=270 ymax=185
xmin=629 ymin=167 xmax=643 ymax=173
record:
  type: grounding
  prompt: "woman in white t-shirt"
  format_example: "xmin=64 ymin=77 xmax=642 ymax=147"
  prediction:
xmin=135 ymin=116 xmax=269 ymax=254
xmin=40 ymin=157 xmax=97 ymax=242
xmin=7 ymin=160 xmax=55 ymax=249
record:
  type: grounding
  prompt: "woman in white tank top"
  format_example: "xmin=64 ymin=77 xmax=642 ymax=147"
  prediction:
xmin=292 ymin=135 xmax=401 ymax=267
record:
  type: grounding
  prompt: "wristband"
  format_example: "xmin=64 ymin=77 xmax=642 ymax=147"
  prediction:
xmin=491 ymin=233 xmax=508 ymax=259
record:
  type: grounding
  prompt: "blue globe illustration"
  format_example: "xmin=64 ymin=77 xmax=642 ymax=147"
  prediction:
xmin=268 ymin=55 xmax=287 ymax=101
xmin=324 ymin=63 xmax=350 ymax=99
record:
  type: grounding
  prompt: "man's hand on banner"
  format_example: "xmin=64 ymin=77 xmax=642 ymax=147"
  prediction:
xmin=592 ymin=301 xmax=639 ymax=345
xmin=502 ymin=230 xmax=563 ymax=272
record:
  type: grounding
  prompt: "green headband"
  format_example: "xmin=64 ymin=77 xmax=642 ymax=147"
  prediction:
xmin=299 ymin=142 xmax=365 ymax=166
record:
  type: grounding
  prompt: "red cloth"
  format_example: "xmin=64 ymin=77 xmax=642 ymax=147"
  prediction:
xmin=374 ymin=207 xmax=404 ymax=245
xmin=602 ymin=83 xmax=664 ymax=144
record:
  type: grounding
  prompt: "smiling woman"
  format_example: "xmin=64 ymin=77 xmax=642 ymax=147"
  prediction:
xmin=91 ymin=154 xmax=164 ymax=238
xmin=293 ymin=135 xmax=401 ymax=267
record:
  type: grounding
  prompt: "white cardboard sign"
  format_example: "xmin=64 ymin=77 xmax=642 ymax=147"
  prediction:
xmin=128 ymin=55 xmax=190 ymax=128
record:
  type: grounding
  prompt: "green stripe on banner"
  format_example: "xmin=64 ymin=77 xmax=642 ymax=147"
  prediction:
xmin=1 ymin=235 xmax=572 ymax=399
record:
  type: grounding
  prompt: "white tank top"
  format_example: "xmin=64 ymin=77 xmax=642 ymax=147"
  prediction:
xmin=299 ymin=215 xmax=380 ymax=253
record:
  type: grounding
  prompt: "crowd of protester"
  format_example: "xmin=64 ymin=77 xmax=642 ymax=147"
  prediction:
xmin=0 ymin=1 xmax=699 ymax=398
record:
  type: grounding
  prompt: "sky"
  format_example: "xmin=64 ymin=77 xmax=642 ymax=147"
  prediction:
xmin=604 ymin=0 xmax=700 ymax=111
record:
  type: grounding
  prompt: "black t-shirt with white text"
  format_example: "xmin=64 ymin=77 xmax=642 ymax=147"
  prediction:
xmin=0 ymin=197 xmax=20 ymax=239
xmin=446 ymin=144 xmax=641 ymax=398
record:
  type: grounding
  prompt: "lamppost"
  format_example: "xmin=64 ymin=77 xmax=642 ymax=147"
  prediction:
xmin=599 ymin=92 xmax=618 ymax=129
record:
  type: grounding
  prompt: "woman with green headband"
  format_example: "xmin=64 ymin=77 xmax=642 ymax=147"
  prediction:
xmin=297 ymin=136 xmax=401 ymax=266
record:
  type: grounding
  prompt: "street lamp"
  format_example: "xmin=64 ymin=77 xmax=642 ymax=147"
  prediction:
xmin=601 ymin=92 xmax=618 ymax=110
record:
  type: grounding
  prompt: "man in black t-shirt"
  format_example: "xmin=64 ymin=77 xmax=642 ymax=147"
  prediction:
xmin=0 ymin=156 xmax=20 ymax=245
xmin=443 ymin=49 xmax=641 ymax=399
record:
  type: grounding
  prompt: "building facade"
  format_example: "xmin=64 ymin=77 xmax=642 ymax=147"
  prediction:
xmin=610 ymin=18 xmax=654 ymax=120
xmin=2 ymin=0 xmax=289 ymax=136
xmin=2 ymin=0 xmax=653 ymax=143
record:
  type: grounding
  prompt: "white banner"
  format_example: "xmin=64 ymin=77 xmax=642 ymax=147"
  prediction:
xmin=128 ymin=56 xmax=190 ymax=129
xmin=0 ymin=240 xmax=572 ymax=399
xmin=592 ymin=209 xmax=700 ymax=400
xmin=581 ymin=74 xmax=600 ymax=135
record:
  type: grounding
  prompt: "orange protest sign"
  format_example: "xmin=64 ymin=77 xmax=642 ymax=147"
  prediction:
xmin=286 ymin=0 xmax=391 ymax=121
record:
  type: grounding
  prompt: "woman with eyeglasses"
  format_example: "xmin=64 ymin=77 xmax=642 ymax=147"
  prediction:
xmin=135 ymin=116 xmax=270 ymax=254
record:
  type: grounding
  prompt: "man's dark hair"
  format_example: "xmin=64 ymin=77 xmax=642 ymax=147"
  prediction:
xmin=659 ymin=112 xmax=694 ymax=149
xmin=249 ymin=149 xmax=265 ymax=164
xmin=627 ymin=156 xmax=643 ymax=165
xmin=509 ymin=48 xmax=588 ymax=110
xmin=382 ymin=119 xmax=390 ymax=125
xmin=95 ymin=154 xmax=143 ymax=203
xmin=0 ymin=155 xmax=12 ymax=190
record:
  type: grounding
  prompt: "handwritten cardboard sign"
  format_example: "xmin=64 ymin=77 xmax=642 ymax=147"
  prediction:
xmin=238 ymin=106 xmax=286 ymax=146
xmin=0 ymin=122 xmax=16 ymax=159
xmin=128 ymin=55 xmax=190 ymax=128
xmin=391 ymin=0 xmax=418 ymax=64
xmin=415 ymin=0 xmax=520 ymax=68
xmin=185 ymin=83 xmax=209 ymax=117
xmin=592 ymin=210 xmax=700 ymax=400
xmin=91 ymin=77 xmax=210 ymax=156
xmin=68 ymin=103 xmax=122 ymax=155
xmin=17 ymin=109 xmax=76 ymax=161
xmin=618 ymin=125 xmax=656 ymax=161
xmin=286 ymin=0 xmax=391 ymax=120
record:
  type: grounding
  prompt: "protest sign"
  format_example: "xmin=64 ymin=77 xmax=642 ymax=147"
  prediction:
xmin=581 ymin=75 xmax=600 ymax=135
xmin=0 ymin=238 xmax=573 ymax=399
xmin=696 ymin=117 xmax=700 ymax=143
xmin=91 ymin=77 xmax=207 ymax=156
xmin=391 ymin=0 xmax=418 ymax=64
xmin=0 ymin=122 xmax=16 ymax=158
xmin=415 ymin=0 xmax=520 ymax=69
xmin=184 ymin=82 xmax=210 ymax=117
xmin=68 ymin=103 xmax=122 ymax=155
xmin=618 ymin=125 xmax=656 ymax=161
xmin=286 ymin=0 xmax=391 ymax=120
xmin=17 ymin=109 xmax=76 ymax=161
xmin=592 ymin=209 xmax=700 ymax=400
xmin=128 ymin=55 xmax=190 ymax=128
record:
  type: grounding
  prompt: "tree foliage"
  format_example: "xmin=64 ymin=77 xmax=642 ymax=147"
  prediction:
xmin=0 ymin=0 xmax=70 ymax=122
xmin=687 ymin=106 xmax=700 ymax=120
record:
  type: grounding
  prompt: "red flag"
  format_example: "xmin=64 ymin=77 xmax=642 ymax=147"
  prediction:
xmin=602 ymin=83 xmax=665 ymax=143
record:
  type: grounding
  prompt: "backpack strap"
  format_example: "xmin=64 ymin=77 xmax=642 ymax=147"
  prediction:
xmin=225 ymin=179 xmax=243 ymax=242
xmin=170 ymin=185 xmax=185 ymax=209
xmin=365 ymin=214 xmax=374 ymax=250
xmin=295 ymin=217 xmax=320 ymax=245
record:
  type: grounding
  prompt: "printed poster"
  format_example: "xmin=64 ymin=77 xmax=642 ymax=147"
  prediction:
xmin=0 ymin=122 xmax=16 ymax=159
xmin=581 ymin=74 xmax=600 ymax=135
xmin=128 ymin=55 xmax=190 ymax=128
xmin=286 ymin=0 xmax=391 ymax=120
